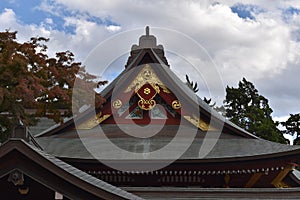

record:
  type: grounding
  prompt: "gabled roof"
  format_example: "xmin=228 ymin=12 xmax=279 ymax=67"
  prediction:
xmin=33 ymin=27 xmax=300 ymax=165
xmin=82 ymin=52 xmax=257 ymax=138
xmin=0 ymin=139 xmax=143 ymax=200
xmin=97 ymin=27 xmax=258 ymax=139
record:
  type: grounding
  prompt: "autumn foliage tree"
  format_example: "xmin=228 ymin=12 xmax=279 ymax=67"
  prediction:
xmin=0 ymin=30 xmax=106 ymax=142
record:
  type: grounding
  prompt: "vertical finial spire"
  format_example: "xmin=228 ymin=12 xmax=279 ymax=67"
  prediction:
xmin=146 ymin=26 xmax=149 ymax=36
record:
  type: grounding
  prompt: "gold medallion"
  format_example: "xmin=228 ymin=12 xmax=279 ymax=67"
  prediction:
xmin=113 ymin=99 xmax=122 ymax=109
xmin=172 ymin=100 xmax=181 ymax=109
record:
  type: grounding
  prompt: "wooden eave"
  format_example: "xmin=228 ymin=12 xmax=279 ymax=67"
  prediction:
xmin=59 ymin=145 xmax=300 ymax=165
xmin=0 ymin=139 xmax=143 ymax=200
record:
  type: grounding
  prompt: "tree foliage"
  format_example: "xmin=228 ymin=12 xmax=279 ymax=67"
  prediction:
xmin=223 ymin=78 xmax=285 ymax=143
xmin=185 ymin=75 xmax=199 ymax=93
xmin=203 ymin=97 xmax=216 ymax=108
xmin=281 ymin=113 xmax=300 ymax=145
xmin=0 ymin=30 xmax=106 ymax=142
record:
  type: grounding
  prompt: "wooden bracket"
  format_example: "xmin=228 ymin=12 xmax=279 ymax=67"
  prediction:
xmin=245 ymin=173 xmax=263 ymax=188
xmin=271 ymin=164 xmax=294 ymax=188
xmin=224 ymin=174 xmax=230 ymax=188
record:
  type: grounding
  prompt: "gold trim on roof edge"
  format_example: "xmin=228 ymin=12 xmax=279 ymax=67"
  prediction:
xmin=183 ymin=115 xmax=217 ymax=131
xmin=77 ymin=113 xmax=111 ymax=129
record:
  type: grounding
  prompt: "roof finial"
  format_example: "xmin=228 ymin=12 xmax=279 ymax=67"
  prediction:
xmin=146 ymin=26 xmax=149 ymax=36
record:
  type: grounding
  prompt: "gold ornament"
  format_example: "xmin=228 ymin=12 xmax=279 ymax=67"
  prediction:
xmin=183 ymin=115 xmax=216 ymax=131
xmin=172 ymin=100 xmax=181 ymax=109
xmin=77 ymin=112 xmax=111 ymax=129
xmin=124 ymin=64 xmax=170 ymax=94
xmin=144 ymin=87 xmax=151 ymax=95
xmin=113 ymin=99 xmax=122 ymax=109
xmin=138 ymin=99 xmax=156 ymax=110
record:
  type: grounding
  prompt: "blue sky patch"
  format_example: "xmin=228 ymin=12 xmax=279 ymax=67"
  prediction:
xmin=284 ymin=7 xmax=300 ymax=15
xmin=231 ymin=3 xmax=264 ymax=20
xmin=0 ymin=0 xmax=47 ymax=25
xmin=282 ymin=6 xmax=300 ymax=24
xmin=281 ymin=7 xmax=300 ymax=41
xmin=0 ymin=0 xmax=119 ymax=35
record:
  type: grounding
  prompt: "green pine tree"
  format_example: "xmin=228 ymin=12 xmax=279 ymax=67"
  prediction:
xmin=223 ymin=78 xmax=285 ymax=143
xmin=281 ymin=113 xmax=300 ymax=145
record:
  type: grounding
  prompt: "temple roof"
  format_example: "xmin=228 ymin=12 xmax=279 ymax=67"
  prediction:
xmin=34 ymin=27 xmax=300 ymax=165
xmin=34 ymin=124 xmax=300 ymax=161
xmin=125 ymin=27 xmax=169 ymax=68
xmin=0 ymin=139 xmax=143 ymax=200
xmin=131 ymin=26 xmax=163 ymax=50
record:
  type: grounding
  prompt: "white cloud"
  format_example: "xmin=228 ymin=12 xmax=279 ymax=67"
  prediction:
xmin=45 ymin=18 xmax=53 ymax=24
xmin=273 ymin=115 xmax=289 ymax=123
xmin=106 ymin=25 xmax=121 ymax=32
xmin=0 ymin=8 xmax=18 ymax=28
xmin=53 ymin=1 xmax=296 ymax=83
xmin=1 ymin=0 xmax=300 ymax=117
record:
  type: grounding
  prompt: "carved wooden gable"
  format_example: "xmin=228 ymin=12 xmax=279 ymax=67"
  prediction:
xmin=77 ymin=63 xmax=216 ymax=132
xmin=77 ymin=64 xmax=182 ymax=129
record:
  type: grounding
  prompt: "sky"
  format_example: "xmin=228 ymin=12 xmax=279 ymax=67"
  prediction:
xmin=1 ymin=0 xmax=300 ymax=121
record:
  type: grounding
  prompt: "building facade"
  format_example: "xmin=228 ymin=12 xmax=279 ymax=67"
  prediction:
xmin=1 ymin=27 xmax=300 ymax=199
